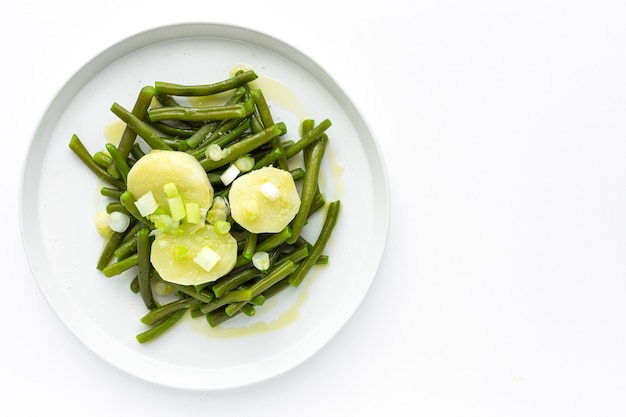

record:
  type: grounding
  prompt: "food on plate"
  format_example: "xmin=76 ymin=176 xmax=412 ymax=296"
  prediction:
xmin=68 ymin=68 xmax=340 ymax=343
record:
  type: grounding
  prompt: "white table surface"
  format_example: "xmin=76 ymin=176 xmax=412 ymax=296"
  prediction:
xmin=5 ymin=1 xmax=626 ymax=415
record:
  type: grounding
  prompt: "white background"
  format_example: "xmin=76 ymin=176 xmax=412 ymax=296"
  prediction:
xmin=4 ymin=1 xmax=626 ymax=416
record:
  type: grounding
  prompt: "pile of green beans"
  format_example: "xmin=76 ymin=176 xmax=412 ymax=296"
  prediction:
xmin=68 ymin=69 xmax=340 ymax=343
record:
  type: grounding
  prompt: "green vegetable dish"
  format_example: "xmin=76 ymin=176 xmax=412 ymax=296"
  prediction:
xmin=68 ymin=68 xmax=340 ymax=343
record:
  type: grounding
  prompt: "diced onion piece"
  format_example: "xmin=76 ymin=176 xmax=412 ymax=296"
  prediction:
xmin=234 ymin=155 xmax=255 ymax=172
xmin=135 ymin=190 xmax=159 ymax=217
xmin=185 ymin=202 xmax=201 ymax=224
xmin=252 ymin=251 xmax=270 ymax=271
xmin=193 ymin=246 xmax=221 ymax=273
xmin=199 ymin=207 xmax=209 ymax=223
xmin=259 ymin=181 xmax=280 ymax=201
xmin=95 ymin=211 xmax=113 ymax=237
xmin=168 ymin=194 xmax=186 ymax=221
xmin=206 ymin=143 xmax=225 ymax=161
xmin=163 ymin=182 xmax=179 ymax=198
xmin=220 ymin=164 xmax=240 ymax=186
xmin=206 ymin=196 xmax=229 ymax=224
xmin=213 ymin=220 xmax=231 ymax=235
xmin=150 ymin=213 xmax=180 ymax=233
xmin=109 ymin=211 xmax=131 ymax=233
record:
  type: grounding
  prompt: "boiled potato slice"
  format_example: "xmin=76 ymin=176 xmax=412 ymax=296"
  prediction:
xmin=229 ymin=166 xmax=301 ymax=233
xmin=151 ymin=223 xmax=237 ymax=286
xmin=127 ymin=150 xmax=214 ymax=214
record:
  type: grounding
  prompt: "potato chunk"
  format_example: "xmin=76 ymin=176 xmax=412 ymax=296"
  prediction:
xmin=229 ymin=167 xmax=301 ymax=233
xmin=151 ymin=224 xmax=237 ymax=286
xmin=127 ymin=150 xmax=214 ymax=214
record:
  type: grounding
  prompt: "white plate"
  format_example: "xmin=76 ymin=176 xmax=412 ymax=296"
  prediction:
xmin=20 ymin=23 xmax=389 ymax=390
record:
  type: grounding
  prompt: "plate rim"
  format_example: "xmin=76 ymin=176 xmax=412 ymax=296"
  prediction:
xmin=19 ymin=22 xmax=391 ymax=390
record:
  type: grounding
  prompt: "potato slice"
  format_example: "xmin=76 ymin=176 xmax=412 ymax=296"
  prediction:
xmin=151 ymin=223 xmax=237 ymax=286
xmin=229 ymin=166 xmax=301 ymax=233
xmin=127 ymin=150 xmax=214 ymax=213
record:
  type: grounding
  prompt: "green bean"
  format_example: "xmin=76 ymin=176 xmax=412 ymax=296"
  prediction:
xmin=211 ymin=118 xmax=253 ymax=148
xmin=250 ymin=113 xmax=264 ymax=134
xmin=199 ymin=289 xmax=252 ymax=314
xmin=137 ymin=228 xmax=156 ymax=310
xmin=288 ymin=135 xmax=327 ymax=244
xmin=256 ymin=226 xmax=292 ymax=253
xmin=92 ymin=151 xmax=114 ymax=170
xmin=276 ymin=244 xmax=310 ymax=266
xmin=240 ymin=304 xmax=256 ymax=316
xmin=113 ymin=235 xmax=137 ymax=260
xmin=179 ymin=88 xmax=249 ymax=150
xmin=164 ymin=282 xmax=214 ymax=304
xmin=206 ymin=307 xmax=237 ymax=327
xmin=248 ymin=260 xmax=296 ymax=299
xmin=211 ymin=267 xmax=263 ymax=299
xmin=155 ymin=94 xmax=181 ymax=107
xmin=147 ymin=103 xmax=247 ymax=123
xmin=136 ymin=308 xmax=187 ymax=344
xmin=200 ymin=122 xmax=286 ymax=171
xmin=252 ymin=147 xmax=283 ymax=169
xmin=251 ymin=294 xmax=266 ymax=306
xmin=250 ymin=88 xmax=289 ymax=170
xmin=242 ymin=232 xmax=258 ymax=260
xmin=148 ymin=121 xmax=197 ymax=138
xmin=119 ymin=191 xmax=151 ymax=226
xmin=96 ymin=231 xmax=125 ymax=270
xmin=268 ymin=243 xmax=287 ymax=266
xmin=105 ymin=143 xmax=129 ymax=182
xmin=316 ymin=255 xmax=329 ymax=265
xmin=100 ymin=187 xmax=123 ymax=199
xmin=206 ymin=171 xmax=223 ymax=187
xmin=121 ymin=222 xmax=143 ymax=244
xmin=110 ymin=85 xmax=155 ymax=177
xmin=289 ymin=200 xmax=340 ymax=287
xmin=162 ymin=138 xmax=186 ymax=150
xmin=102 ymin=253 xmax=138 ymax=277
xmin=301 ymin=119 xmax=315 ymax=167
xmin=130 ymin=275 xmax=139 ymax=293
xmin=183 ymin=122 xmax=217 ymax=150
xmin=308 ymin=190 xmax=327 ymax=218
xmin=154 ymin=70 xmax=258 ymax=96
xmin=261 ymin=278 xmax=292 ymax=299
xmin=105 ymin=201 xmax=128 ymax=215
xmin=285 ymin=119 xmax=332 ymax=159
xmin=110 ymin=102 xmax=173 ymax=151
xmin=140 ymin=297 xmax=201 ymax=326
xmin=224 ymin=299 xmax=247 ymax=317
xmin=68 ymin=134 xmax=125 ymax=189
xmin=130 ymin=142 xmax=146 ymax=160
xmin=290 ymin=167 xmax=306 ymax=182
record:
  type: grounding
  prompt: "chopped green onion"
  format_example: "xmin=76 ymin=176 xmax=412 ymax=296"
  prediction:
xmin=234 ymin=155 xmax=255 ymax=172
xmin=168 ymin=194 xmax=186 ymax=221
xmin=205 ymin=143 xmax=225 ymax=161
xmin=193 ymin=246 xmax=221 ymax=272
xmin=220 ymin=164 xmax=240 ymax=186
xmin=252 ymin=251 xmax=270 ymax=271
xmin=134 ymin=191 xmax=159 ymax=217
xmin=108 ymin=211 xmax=131 ymax=233
xmin=259 ymin=181 xmax=280 ymax=201
xmin=185 ymin=202 xmax=201 ymax=224
xmin=213 ymin=220 xmax=231 ymax=235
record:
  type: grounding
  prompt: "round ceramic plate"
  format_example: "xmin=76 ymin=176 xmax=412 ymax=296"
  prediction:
xmin=20 ymin=23 xmax=389 ymax=390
